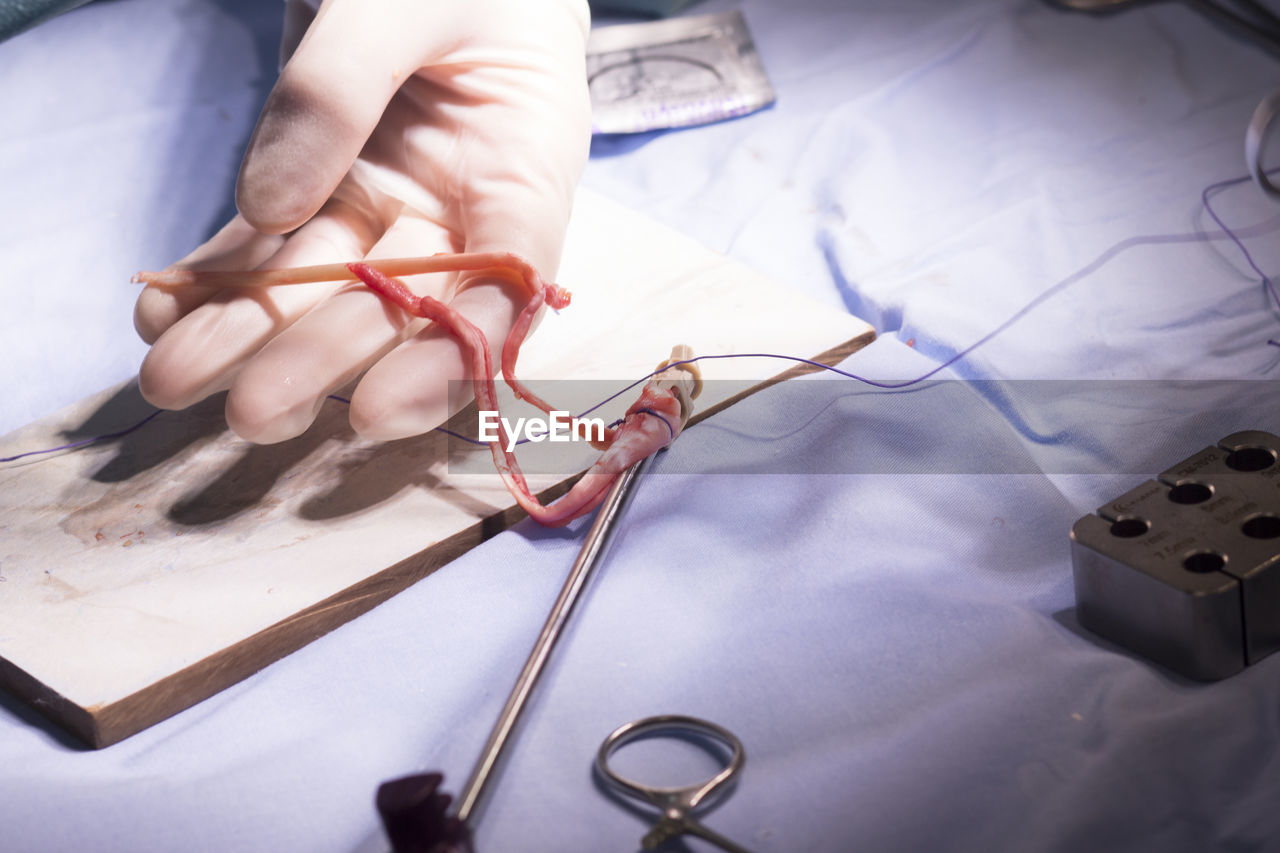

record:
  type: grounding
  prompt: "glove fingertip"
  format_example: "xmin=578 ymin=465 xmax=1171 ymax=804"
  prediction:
xmin=234 ymin=86 xmax=353 ymax=234
xmin=235 ymin=160 xmax=324 ymax=236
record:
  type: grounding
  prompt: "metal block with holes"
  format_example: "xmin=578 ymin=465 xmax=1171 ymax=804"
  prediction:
xmin=1071 ymin=430 xmax=1280 ymax=681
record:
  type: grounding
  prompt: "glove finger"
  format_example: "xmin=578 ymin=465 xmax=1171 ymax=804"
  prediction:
xmin=279 ymin=0 xmax=315 ymax=67
xmin=349 ymin=275 xmax=525 ymax=441
xmin=235 ymin=1 xmax=447 ymax=234
xmin=350 ymin=63 xmax=590 ymax=440
xmin=448 ymin=62 xmax=589 ymax=343
xmin=225 ymin=211 xmax=458 ymax=443
xmin=454 ymin=60 xmax=590 ymax=278
xmin=138 ymin=198 xmax=382 ymax=411
xmin=134 ymin=215 xmax=286 ymax=344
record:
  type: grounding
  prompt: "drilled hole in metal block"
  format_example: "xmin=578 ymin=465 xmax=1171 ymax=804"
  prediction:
xmin=1225 ymin=446 xmax=1276 ymax=472
xmin=1109 ymin=518 xmax=1149 ymax=538
xmin=1183 ymin=551 xmax=1226 ymax=574
xmin=1168 ymin=482 xmax=1213 ymax=505
xmin=1242 ymin=515 xmax=1280 ymax=540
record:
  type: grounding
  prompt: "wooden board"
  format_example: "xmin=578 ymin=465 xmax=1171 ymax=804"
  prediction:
xmin=0 ymin=189 xmax=873 ymax=748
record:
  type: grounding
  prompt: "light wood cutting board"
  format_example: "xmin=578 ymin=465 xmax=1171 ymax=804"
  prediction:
xmin=0 ymin=189 xmax=873 ymax=747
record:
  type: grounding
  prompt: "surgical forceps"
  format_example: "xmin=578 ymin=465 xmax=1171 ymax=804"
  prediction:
xmin=596 ymin=714 xmax=757 ymax=853
xmin=377 ymin=459 xmax=656 ymax=853
xmin=1049 ymin=0 xmax=1280 ymax=53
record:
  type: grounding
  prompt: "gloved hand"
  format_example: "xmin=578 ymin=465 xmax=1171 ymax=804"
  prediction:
xmin=135 ymin=0 xmax=591 ymax=443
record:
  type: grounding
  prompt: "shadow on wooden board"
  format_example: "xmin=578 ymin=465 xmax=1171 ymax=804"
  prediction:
xmin=0 ymin=332 xmax=873 ymax=748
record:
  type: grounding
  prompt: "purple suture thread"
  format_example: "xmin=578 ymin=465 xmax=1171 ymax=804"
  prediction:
xmin=5 ymin=171 xmax=1277 ymax=463
xmin=0 ymin=409 xmax=162 ymax=463
xmin=1200 ymin=170 xmax=1280 ymax=347
xmin=329 ymin=394 xmax=501 ymax=446
xmin=630 ymin=407 xmax=676 ymax=442
xmin=326 ymin=393 xmax=484 ymax=446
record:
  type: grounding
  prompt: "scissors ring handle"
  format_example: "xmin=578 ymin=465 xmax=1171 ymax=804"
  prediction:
xmin=596 ymin=714 xmax=745 ymax=814
xmin=1247 ymin=88 xmax=1280 ymax=200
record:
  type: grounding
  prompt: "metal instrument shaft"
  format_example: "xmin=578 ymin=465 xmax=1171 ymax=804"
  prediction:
xmin=454 ymin=455 xmax=654 ymax=827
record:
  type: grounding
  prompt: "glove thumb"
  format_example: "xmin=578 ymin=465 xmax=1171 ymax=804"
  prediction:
xmin=235 ymin=1 xmax=432 ymax=234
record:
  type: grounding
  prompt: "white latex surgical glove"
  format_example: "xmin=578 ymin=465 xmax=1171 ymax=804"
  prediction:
xmin=134 ymin=0 xmax=591 ymax=443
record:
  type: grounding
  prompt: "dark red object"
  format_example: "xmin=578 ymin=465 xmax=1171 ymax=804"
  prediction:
xmin=376 ymin=772 xmax=473 ymax=853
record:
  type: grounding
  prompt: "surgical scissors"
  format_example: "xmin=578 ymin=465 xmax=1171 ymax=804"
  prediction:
xmin=1048 ymin=0 xmax=1280 ymax=52
xmin=595 ymin=714 xmax=757 ymax=853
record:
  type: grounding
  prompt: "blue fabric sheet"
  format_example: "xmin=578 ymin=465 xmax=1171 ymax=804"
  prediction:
xmin=2 ymin=0 xmax=1280 ymax=850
